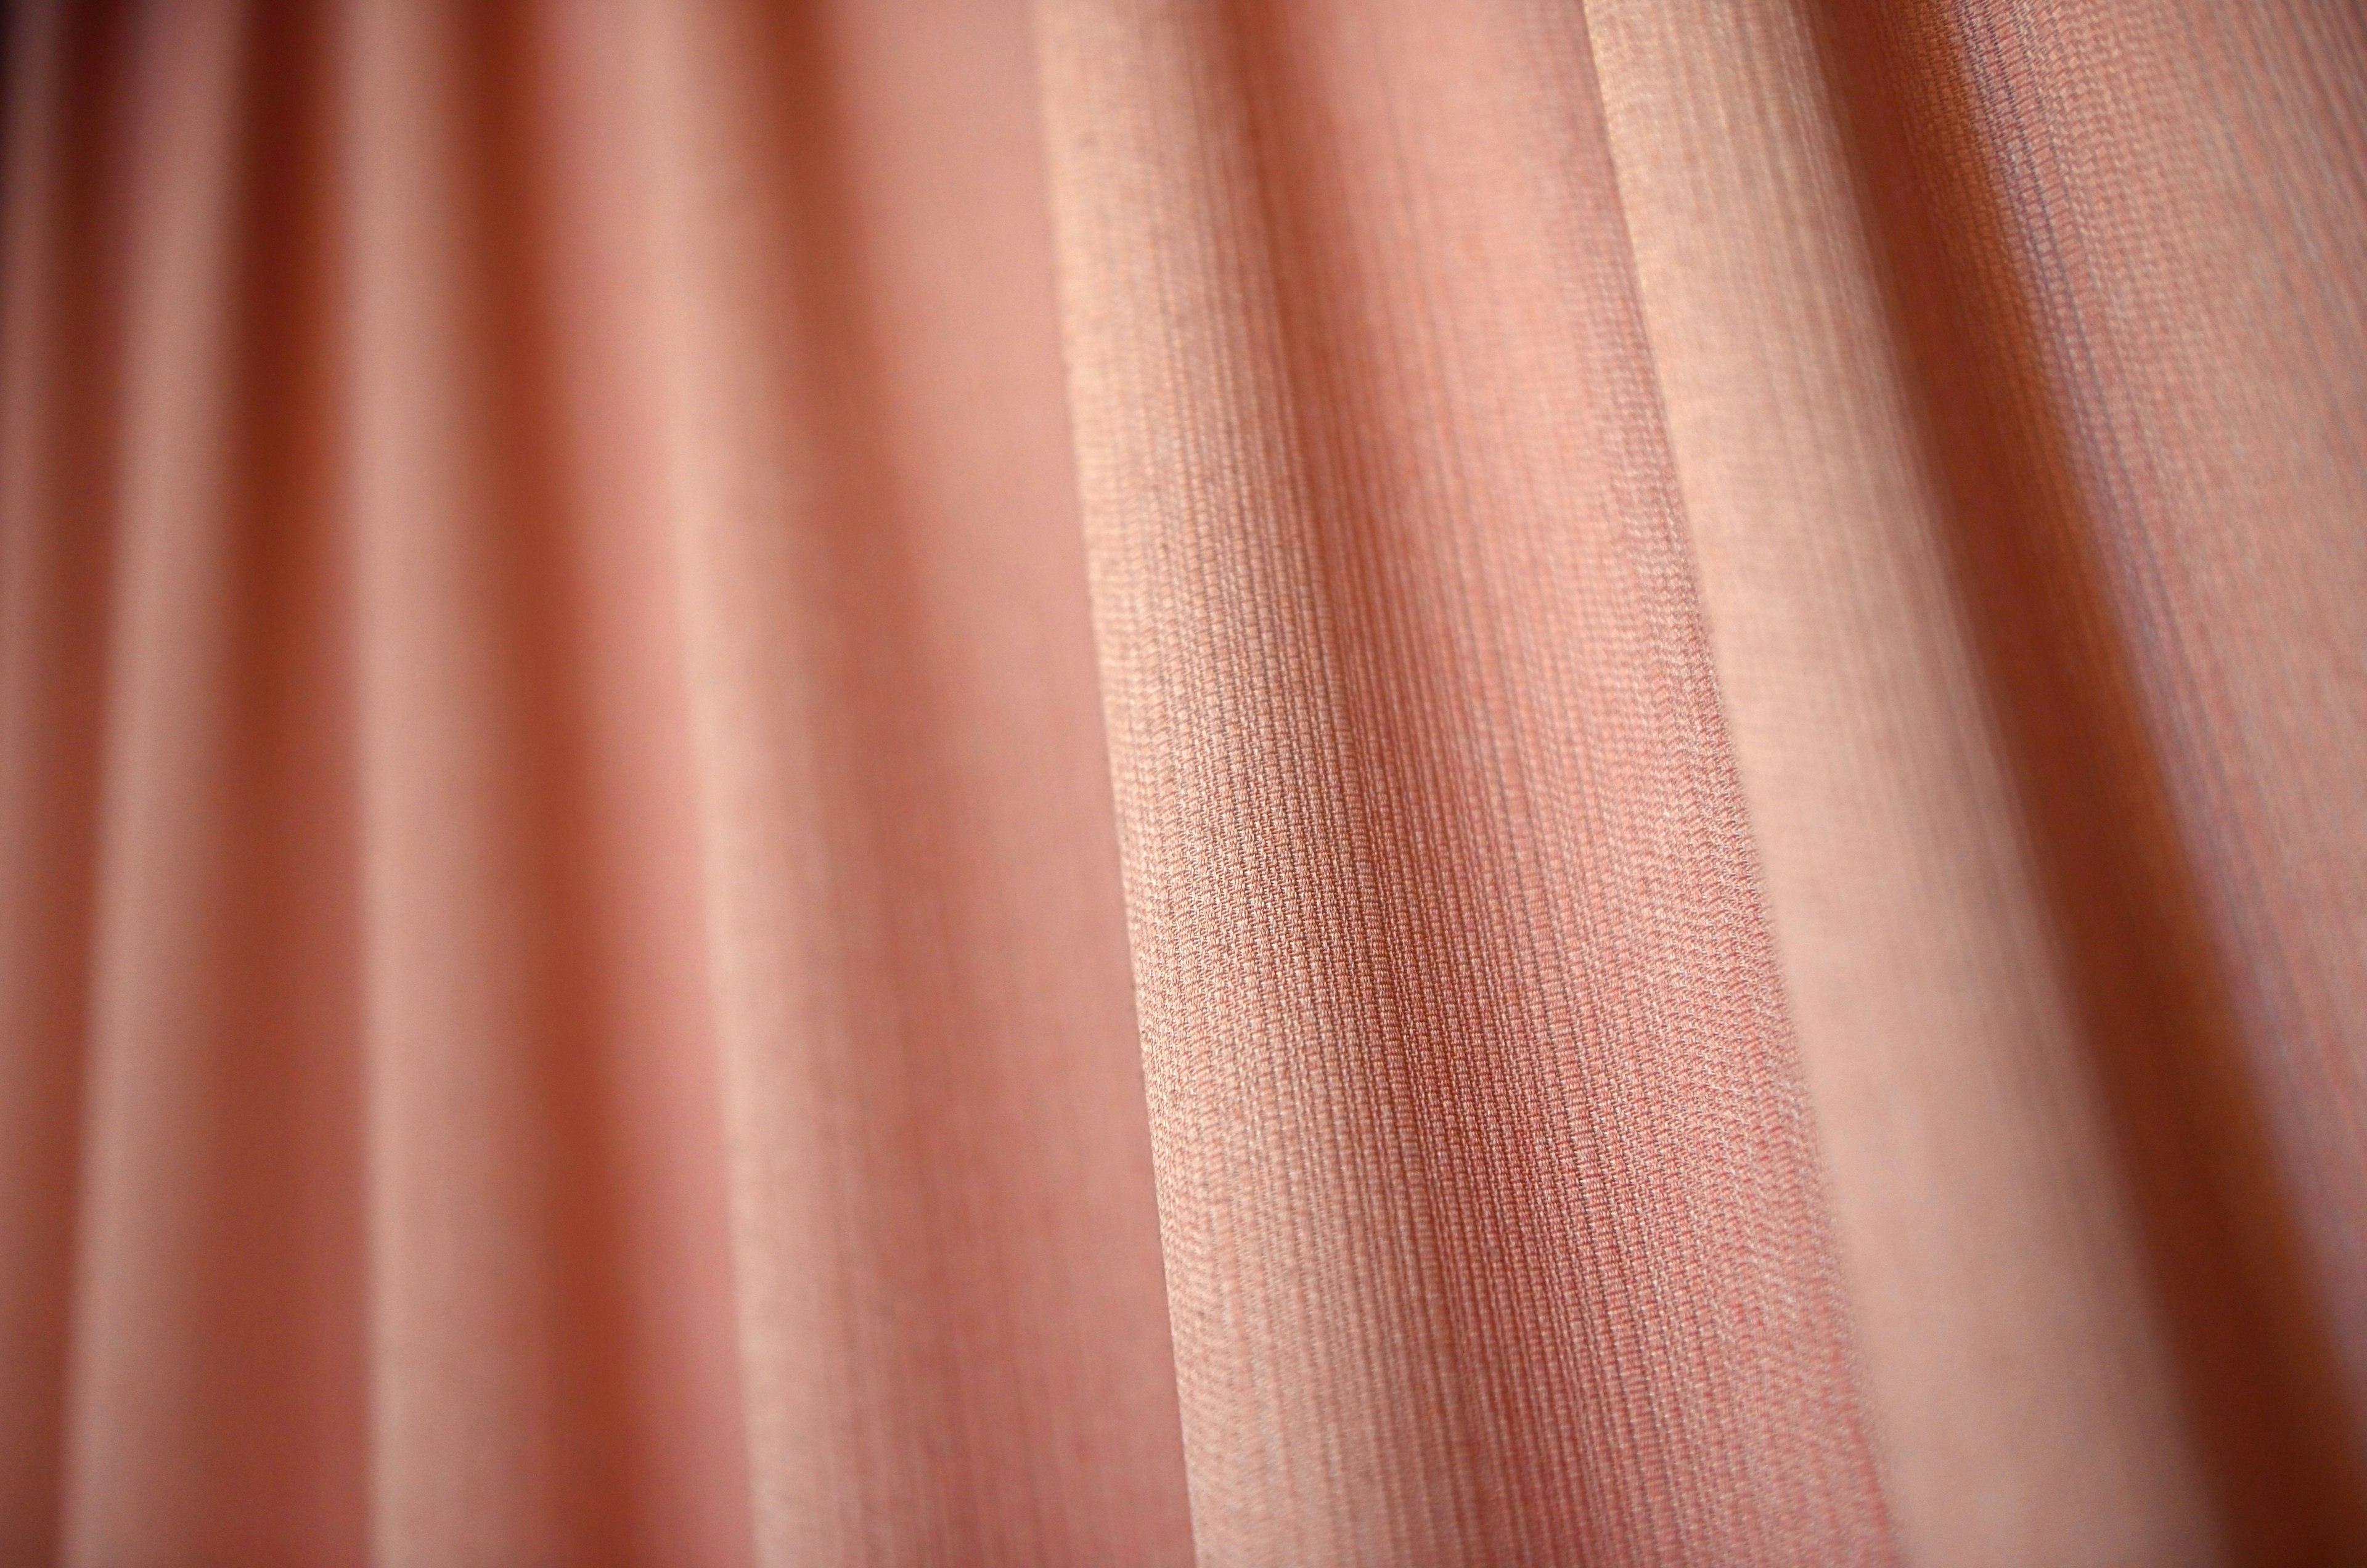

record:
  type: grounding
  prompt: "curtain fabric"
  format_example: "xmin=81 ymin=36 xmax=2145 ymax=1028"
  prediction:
xmin=2 ymin=1 xmax=2361 ymax=1564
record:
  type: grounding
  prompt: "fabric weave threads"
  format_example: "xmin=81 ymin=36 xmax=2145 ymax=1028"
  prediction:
xmin=2 ymin=0 xmax=2362 ymax=1563
xmin=1036 ymin=1 xmax=1890 ymax=1561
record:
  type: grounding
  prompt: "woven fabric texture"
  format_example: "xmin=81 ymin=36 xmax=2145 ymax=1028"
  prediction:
xmin=1 ymin=1 xmax=2361 ymax=1564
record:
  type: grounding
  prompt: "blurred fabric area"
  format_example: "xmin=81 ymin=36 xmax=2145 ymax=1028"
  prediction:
xmin=2 ymin=1 xmax=2362 ymax=1563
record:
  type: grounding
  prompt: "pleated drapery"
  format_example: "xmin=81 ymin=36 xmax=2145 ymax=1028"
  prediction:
xmin=2 ymin=2 xmax=2362 ymax=1565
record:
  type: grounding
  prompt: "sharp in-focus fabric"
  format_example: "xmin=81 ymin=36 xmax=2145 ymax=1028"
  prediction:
xmin=1 ymin=1 xmax=2361 ymax=1565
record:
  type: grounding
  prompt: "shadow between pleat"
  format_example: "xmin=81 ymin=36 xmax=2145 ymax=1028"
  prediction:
xmin=0 ymin=7 xmax=138 ymax=1558
xmin=1810 ymin=5 xmax=2367 ymax=1559
xmin=346 ymin=2 xmax=750 ymax=1559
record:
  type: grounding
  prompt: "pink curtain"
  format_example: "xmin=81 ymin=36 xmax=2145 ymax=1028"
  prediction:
xmin=3 ymin=1 xmax=2362 ymax=1562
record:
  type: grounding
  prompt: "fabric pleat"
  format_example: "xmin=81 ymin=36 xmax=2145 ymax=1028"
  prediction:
xmin=2 ymin=7 xmax=155 ymax=1560
xmin=621 ymin=0 xmax=1188 ymax=1559
xmin=1585 ymin=1 xmax=2367 ymax=1559
xmin=1034 ymin=1 xmax=1889 ymax=1561
xmin=58 ymin=6 xmax=365 ymax=1563
xmin=1 ymin=1 xmax=2362 ymax=1565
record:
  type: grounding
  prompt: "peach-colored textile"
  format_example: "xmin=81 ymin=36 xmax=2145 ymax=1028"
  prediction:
xmin=0 ymin=1 xmax=2360 ymax=1564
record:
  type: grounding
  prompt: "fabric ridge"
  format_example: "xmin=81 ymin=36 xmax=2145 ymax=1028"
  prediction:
xmin=1 ymin=1 xmax=2361 ymax=1564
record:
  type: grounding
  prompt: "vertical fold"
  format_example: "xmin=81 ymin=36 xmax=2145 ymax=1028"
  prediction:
xmin=622 ymin=0 xmax=1190 ymax=1561
xmin=1582 ymin=1 xmax=2225 ymax=1561
xmin=345 ymin=2 xmax=750 ymax=1561
xmin=508 ymin=7 xmax=758 ymax=1562
xmin=56 ymin=1 xmax=366 ymax=1561
xmin=1807 ymin=3 xmax=2367 ymax=1559
xmin=1033 ymin=1 xmax=1894 ymax=1561
xmin=0 ymin=4 xmax=134 ymax=1556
